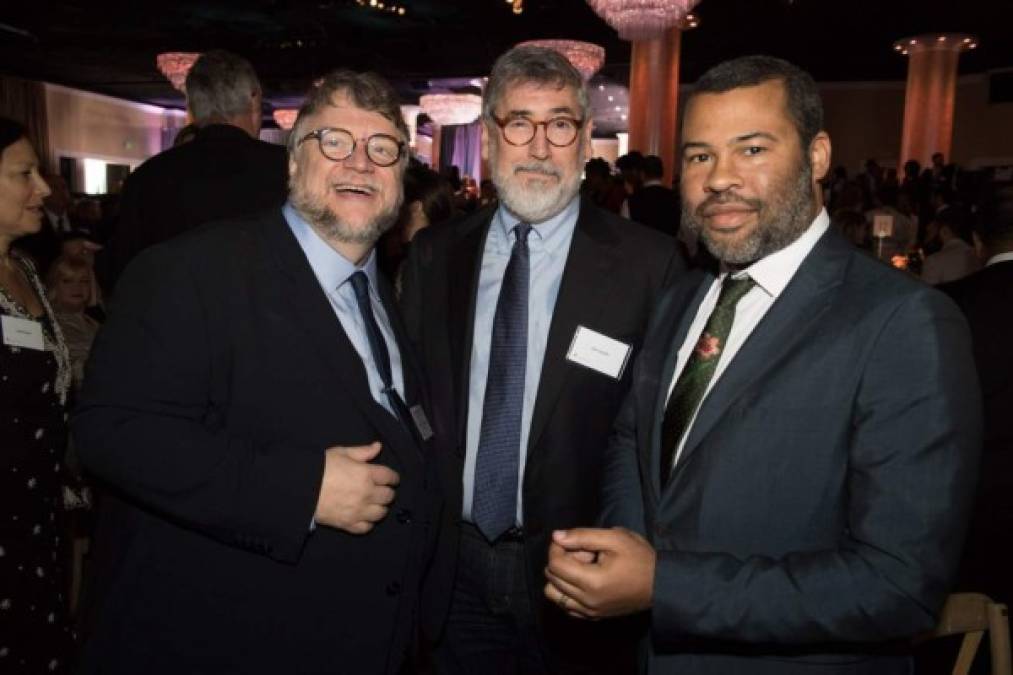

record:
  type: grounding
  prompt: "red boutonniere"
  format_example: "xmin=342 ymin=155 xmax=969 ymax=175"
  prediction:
xmin=694 ymin=333 xmax=721 ymax=361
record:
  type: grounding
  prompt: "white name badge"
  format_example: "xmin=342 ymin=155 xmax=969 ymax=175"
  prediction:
xmin=410 ymin=404 xmax=434 ymax=441
xmin=565 ymin=326 xmax=632 ymax=380
xmin=1 ymin=315 xmax=46 ymax=351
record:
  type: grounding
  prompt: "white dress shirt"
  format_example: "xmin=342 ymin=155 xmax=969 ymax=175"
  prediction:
xmin=665 ymin=209 xmax=830 ymax=468
xmin=282 ymin=203 xmax=405 ymax=415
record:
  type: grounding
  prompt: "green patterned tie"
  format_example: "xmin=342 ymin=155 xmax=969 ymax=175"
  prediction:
xmin=659 ymin=275 xmax=756 ymax=485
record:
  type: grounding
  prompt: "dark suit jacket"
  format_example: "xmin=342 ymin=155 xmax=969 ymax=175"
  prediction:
xmin=74 ymin=210 xmax=439 ymax=675
xmin=940 ymin=260 xmax=1013 ymax=604
xmin=939 ymin=260 xmax=1013 ymax=451
xmin=105 ymin=124 xmax=288 ymax=288
xmin=601 ymin=228 xmax=982 ymax=674
xmin=627 ymin=183 xmax=681 ymax=237
xmin=400 ymin=198 xmax=683 ymax=668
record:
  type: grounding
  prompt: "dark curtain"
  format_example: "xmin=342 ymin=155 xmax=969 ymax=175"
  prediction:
xmin=0 ymin=75 xmax=51 ymax=171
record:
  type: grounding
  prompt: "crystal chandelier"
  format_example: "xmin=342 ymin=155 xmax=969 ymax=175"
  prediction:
xmin=156 ymin=52 xmax=201 ymax=92
xmin=419 ymin=94 xmax=483 ymax=126
xmin=272 ymin=109 xmax=299 ymax=130
xmin=517 ymin=40 xmax=606 ymax=80
xmin=586 ymin=0 xmax=701 ymax=41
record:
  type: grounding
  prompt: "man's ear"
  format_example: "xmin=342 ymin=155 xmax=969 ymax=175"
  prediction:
xmin=810 ymin=131 xmax=832 ymax=183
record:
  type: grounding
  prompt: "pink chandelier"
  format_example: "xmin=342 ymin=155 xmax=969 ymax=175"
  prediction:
xmin=419 ymin=94 xmax=482 ymax=126
xmin=156 ymin=52 xmax=200 ymax=92
xmin=517 ymin=40 xmax=605 ymax=80
xmin=272 ymin=109 xmax=299 ymax=130
xmin=586 ymin=0 xmax=701 ymax=41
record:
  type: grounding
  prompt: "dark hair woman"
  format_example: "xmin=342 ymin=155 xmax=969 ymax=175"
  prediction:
xmin=0 ymin=116 xmax=74 ymax=673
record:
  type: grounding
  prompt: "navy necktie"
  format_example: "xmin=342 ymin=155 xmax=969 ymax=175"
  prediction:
xmin=472 ymin=222 xmax=531 ymax=542
xmin=349 ymin=271 xmax=416 ymax=439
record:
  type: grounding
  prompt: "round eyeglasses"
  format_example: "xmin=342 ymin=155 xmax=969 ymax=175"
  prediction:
xmin=298 ymin=127 xmax=405 ymax=167
xmin=490 ymin=115 xmax=585 ymax=147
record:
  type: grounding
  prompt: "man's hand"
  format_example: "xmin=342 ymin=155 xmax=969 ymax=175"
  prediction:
xmin=314 ymin=442 xmax=399 ymax=534
xmin=544 ymin=527 xmax=656 ymax=620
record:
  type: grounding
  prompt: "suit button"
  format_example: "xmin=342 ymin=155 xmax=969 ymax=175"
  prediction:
xmin=396 ymin=509 xmax=413 ymax=525
xmin=386 ymin=581 xmax=402 ymax=596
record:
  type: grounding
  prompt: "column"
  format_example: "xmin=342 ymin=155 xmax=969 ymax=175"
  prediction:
xmin=896 ymin=34 xmax=977 ymax=169
xmin=627 ymin=26 xmax=684 ymax=185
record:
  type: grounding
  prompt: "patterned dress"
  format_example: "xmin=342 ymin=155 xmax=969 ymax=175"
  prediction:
xmin=0 ymin=253 xmax=73 ymax=673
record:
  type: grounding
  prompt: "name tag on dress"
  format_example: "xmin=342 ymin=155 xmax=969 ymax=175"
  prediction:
xmin=565 ymin=326 xmax=632 ymax=380
xmin=1 ymin=315 xmax=45 ymax=351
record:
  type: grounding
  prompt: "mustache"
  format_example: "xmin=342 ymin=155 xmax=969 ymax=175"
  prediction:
xmin=513 ymin=162 xmax=561 ymax=178
xmin=696 ymin=191 xmax=763 ymax=216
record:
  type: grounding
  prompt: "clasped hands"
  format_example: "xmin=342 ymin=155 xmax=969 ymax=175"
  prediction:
xmin=543 ymin=527 xmax=656 ymax=620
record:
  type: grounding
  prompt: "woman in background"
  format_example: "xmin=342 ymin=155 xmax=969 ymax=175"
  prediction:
xmin=0 ymin=116 xmax=74 ymax=673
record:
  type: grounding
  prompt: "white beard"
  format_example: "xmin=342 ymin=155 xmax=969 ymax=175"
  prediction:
xmin=489 ymin=142 xmax=584 ymax=224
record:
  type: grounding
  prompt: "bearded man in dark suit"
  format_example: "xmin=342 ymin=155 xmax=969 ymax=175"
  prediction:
xmin=401 ymin=45 xmax=683 ymax=675
xmin=546 ymin=55 xmax=981 ymax=675
xmin=75 ymin=70 xmax=438 ymax=674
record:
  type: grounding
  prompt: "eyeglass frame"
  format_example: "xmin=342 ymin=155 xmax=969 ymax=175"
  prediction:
xmin=487 ymin=114 xmax=586 ymax=148
xmin=297 ymin=127 xmax=406 ymax=167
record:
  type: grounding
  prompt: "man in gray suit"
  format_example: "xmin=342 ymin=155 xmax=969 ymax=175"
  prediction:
xmin=544 ymin=55 xmax=982 ymax=674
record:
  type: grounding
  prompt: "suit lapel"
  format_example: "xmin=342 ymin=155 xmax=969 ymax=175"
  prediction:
xmin=260 ymin=211 xmax=421 ymax=462
xmin=447 ymin=209 xmax=495 ymax=455
xmin=376 ymin=272 xmax=429 ymax=446
xmin=644 ymin=271 xmax=714 ymax=502
xmin=665 ymin=230 xmax=850 ymax=490
xmin=527 ymin=201 xmax=620 ymax=455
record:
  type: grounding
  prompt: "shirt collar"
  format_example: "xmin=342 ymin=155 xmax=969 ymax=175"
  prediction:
xmin=493 ymin=194 xmax=580 ymax=246
xmin=282 ymin=201 xmax=379 ymax=293
xmin=726 ymin=208 xmax=830 ymax=299
xmin=986 ymin=251 xmax=1013 ymax=267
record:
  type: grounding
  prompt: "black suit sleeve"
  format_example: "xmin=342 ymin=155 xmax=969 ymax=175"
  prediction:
xmin=73 ymin=247 xmax=324 ymax=564
xmin=649 ymin=290 xmax=981 ymax=645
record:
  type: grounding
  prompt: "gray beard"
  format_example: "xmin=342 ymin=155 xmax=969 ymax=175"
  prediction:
xmin=682 ymin=158 xmax=816 ymax=265
xmin=289 ymin=180 xmax=401 ymax=246
xmin=490 ymin=142 xmax=583 ymax=224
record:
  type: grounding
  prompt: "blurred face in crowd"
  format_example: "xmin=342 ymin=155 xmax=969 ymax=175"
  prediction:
xmin=49 ymin=266 xmax=91 ymax=311
xmin=289 ymin=91 xmax=405 ymax=260
xmin=483 ymin=81 xmax=592 ymax=224
xmin=43 ymin=173 xmax=71 ymax=214
xmin=679 ymin=79 xmax=830 ymax=265
xmin=0 ymin=138 xmax=51 ymax=241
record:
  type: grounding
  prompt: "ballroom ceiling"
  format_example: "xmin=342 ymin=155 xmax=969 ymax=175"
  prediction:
xmin=2 ymin=0 xmax=1011 ymax=132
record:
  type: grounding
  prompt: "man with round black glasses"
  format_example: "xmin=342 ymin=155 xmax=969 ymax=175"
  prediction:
xmin=74 ymin=70 xmax=438 ymax=674
xmin=401 ymin=45 xmax=684 ymax=675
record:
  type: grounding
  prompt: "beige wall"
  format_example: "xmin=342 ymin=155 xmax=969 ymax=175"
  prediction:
xmin=819 ymin=82 xmax=906 ymax=173
xmin=817 ymin=76 xmax=1013 ymax=175
xmin=951 ymin=74 xmax=1013 ymax=167
xmin=44 ymin=84 xmax=182 ymax=170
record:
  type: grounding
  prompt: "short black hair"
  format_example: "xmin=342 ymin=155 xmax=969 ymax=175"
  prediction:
xmin=643 ymin=155 xmax=664 ymax=179
xmin=689 ymin=55 xmax=824 ymax=148
xmin=615 ymin=151 xmax=644 ymax=173
xmin=584 ymin=157 xmax=611 ymax=179
xmin=0 ymin=116 xmax=27 ymax=154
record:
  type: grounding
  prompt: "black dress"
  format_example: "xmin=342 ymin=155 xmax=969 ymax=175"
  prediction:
xmin=0 ymin=253 xmax=74 ymax=673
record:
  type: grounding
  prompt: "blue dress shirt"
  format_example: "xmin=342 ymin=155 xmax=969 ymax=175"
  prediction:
xmin=462 ymin=196 xmax=580 ymax=524
xmin=282 ymin=203 xmax=405 ymax=414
